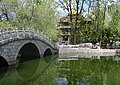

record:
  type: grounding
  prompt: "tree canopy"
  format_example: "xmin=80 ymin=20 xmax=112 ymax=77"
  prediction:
xmin=0 ymin=0 xmax=58 ymax=41
xmin=59 ymin=0 xmax=120 ymax=47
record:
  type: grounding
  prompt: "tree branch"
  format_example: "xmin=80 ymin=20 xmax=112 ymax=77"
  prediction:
xmin=59 ymin=0 xmax=69 ymax=12
xmin=79 ymin=0 xmax=85 ymax=14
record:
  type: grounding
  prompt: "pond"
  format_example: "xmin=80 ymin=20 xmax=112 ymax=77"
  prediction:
xmin=0 ymin=53 xmax=120 ymax=85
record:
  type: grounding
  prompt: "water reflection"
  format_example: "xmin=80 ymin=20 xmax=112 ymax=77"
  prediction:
xmin=59 ymin=52 xmax=116 ymax=60
xmin=43 ymin=56 xmax=52 ymax=63
xmin=0 ymin=53 xmax=120 ymax=85
xmin=56 ymin=53 xmax=120 ymax=85
xmin=17 ymin=58 xmax=40 ymax=79
xmin=0 ymin=67 xmax=8 ymax=82
xmin=0 ymin=55 xmax=58 ymax=85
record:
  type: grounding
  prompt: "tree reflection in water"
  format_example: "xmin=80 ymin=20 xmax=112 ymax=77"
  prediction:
xmin=56 ymin=53 xmax=120 ymax=85
xmin=0 ymin=54 xmax=120 ymax=85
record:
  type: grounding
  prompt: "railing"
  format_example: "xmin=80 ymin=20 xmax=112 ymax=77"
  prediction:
xmin=0 ymin=28 xmax=57 ymax=49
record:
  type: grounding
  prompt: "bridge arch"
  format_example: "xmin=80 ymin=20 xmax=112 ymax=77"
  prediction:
xmin=43 ymin=48 xmax=52 ymax=57
xmin=0 ymin=55 xmax=8 ymax=67
xmin=16 ymin=41 xmax=41 ymax=62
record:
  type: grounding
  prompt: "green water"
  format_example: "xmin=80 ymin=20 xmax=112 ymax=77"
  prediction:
xmin=0 ymin=53 xmax=120 ymax=85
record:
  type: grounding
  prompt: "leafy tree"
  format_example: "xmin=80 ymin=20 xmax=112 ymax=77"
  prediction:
xmin=59 ymin=0 xmax=87 ymax=44
xmin=0 ymin=0 xmax=58 ymax=41
xmin=59 ymin=0 xmax=120 ymax=47
xmin=78 ymin=0 xmax=120 ymax=48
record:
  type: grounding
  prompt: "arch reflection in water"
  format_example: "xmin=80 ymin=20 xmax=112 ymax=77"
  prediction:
xmin=0 ymin=55 xmax=58 ymax=85
xmin=17 ymin=43 xmax=40 ymax=62
xmin=0 ymin=67 xmax=8 ymax=82
xmin=17 ymin=55 xmax=54 ymax=79
xmin=17 ymin=58 xmax=40 ymax=79
xmin=43 ymin=55 xmax=52 ymax=63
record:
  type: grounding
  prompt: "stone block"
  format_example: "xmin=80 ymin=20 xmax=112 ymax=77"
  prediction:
xmin=4 ymin=49 xmax=9 ymax=52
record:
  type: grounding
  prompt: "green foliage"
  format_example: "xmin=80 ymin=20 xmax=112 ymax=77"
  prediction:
xmin=57 ymin=55 xmax=120 ymax=85
xmin=109 ymin=4 xmax=120 ymax=32
xmin=0 ymin=0 xmax=58 ymax=41
xmin=56 ymin=0 xmax=120 ymax=44
xmin=0 ymin=21 xmax=13 ymax=28
xmin=76 ymin=1 xmax=120 ymax=47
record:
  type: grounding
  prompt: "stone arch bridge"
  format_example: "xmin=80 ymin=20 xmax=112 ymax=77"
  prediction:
xmin=0 ymin=29 xmax=58 ymax=66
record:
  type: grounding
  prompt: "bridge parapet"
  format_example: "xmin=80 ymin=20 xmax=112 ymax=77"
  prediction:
xmin=0 ymin=28 xmax=57 ymax=49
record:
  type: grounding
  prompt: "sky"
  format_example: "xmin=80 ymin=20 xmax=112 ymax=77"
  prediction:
xmin=55 ymin=0 xmax=120 ymax=16
xmin=55 ymin=0 xmax=92 ymax=16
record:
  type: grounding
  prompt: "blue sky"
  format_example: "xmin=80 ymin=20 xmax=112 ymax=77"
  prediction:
xmin=56 ymin=0 xmax=120 ymax=16
xmin=56 ymin=0 xmax=91 ymax=16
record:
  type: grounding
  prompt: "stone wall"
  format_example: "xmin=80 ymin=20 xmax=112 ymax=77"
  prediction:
xmin=59 ymin=48 xmax=120 ymax=54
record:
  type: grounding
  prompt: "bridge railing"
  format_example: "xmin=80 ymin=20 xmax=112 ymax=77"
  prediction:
xmin=0 ymin=28 xmax=56 ymax=49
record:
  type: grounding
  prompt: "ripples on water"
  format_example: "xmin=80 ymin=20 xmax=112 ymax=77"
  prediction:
xmin=0 ymin=53 xmax=120 ymax=85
